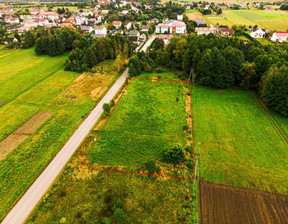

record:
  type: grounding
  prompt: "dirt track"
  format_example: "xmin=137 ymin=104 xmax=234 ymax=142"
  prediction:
xmin=199 ymin=178 xmax=288 ymax=224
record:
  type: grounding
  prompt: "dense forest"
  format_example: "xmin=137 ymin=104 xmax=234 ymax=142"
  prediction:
xmin=128 ymin=34 xmax=288 ymax=117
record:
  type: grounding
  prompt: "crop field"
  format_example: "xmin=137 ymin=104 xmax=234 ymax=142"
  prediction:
xmin=0 ymin=48 xmax=120 ymax=220
xmin=205 ymin=9 xmax=288 ymax=31
xmin=199 ymin=178 xmax=288 ymax=224
xmin=192 ymin=87 xmax=288 ymax=194
xmin=27 ymin=71 xmax=197 ymax=223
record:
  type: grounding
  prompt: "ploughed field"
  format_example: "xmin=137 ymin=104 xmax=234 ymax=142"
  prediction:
xmin=193 ymin=87 xmax=288 ymax=194
xmin=199 ymin=178 xmax=288 ymax=224
xmin=0 ymin=47 xmax=119 ymax=220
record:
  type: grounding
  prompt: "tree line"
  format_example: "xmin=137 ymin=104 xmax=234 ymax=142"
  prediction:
xmin=129 ymin=34 xmax=288 ymax=117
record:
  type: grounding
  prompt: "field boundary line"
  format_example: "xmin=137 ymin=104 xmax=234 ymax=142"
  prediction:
xmin=251 ymin=91 xmax=288 ymax=147
xmin=81 ymin=77 xmax=195 ymax=180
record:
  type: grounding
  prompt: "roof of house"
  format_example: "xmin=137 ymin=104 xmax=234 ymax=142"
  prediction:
xmin=95 ymin=26 xmax=106 ymax=30
xmin=195 ymin=27 xmax=216 ymax=32
xmin=111 ymin=29 xmax=123 ymax=34
xmin=129 ymin=30 xmax=139 ymax=36
xmin=112 ymin=21 xmax=122 ymax=25
xmin=158 ymin=34 xmax=174 ymax=40
xmin=274 ymin=31 xmax=288 ymax=36
xmin=196 ymin=19 xmax=206 ymax=24
xmin=218 ymin=28 xmax=234 ymax=35
xmin=81 ymin=25 xmax=92 ymax=31
xmin=141 ymin=25 xmax=150 ymax=29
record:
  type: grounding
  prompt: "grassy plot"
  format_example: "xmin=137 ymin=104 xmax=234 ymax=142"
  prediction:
xmin=85 ymin=72 xmax=192 ymax=178
xmin=192 ymin=87 xmax=288 ymax=194
xmin=0 ymin=48 xmax=120 ymax=219
xmin=27 ymin=71 xmax=197 ymax=224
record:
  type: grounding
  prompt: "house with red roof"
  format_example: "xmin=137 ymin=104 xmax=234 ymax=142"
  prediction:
xmin=271 ymin=32 xmax=288 ymax=42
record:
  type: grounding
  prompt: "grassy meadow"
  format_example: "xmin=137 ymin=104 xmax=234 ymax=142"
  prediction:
xmin=0 ymin=47 xmax=120 ymax=220
xmin=205 ymin=9 xmax=288 ymax=31
xmin=27 ymin=71 xmax=197 ymax=224
xmin=192 ymin=87 xmax=288 ymax=194
xmin=86 ymin=73 xmax=191 ymax=173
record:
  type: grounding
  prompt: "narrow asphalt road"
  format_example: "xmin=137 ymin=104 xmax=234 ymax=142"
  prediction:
xmin=140 ymin=35 xmax=156 ymax=52
xmin=1 ymin=69 xmax=129 ymax=224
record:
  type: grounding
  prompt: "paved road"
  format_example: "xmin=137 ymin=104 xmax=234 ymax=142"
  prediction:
xmin=1 ymin=69 xmax=129 ymax=224
xmin=140 ymin=35 xmax=157 ymax=52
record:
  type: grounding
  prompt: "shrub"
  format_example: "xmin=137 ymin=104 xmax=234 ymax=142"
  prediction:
xmin=143 ymin=160 xmax=161 ymax=174
xmin=163 ymin=145 xmax=185 ymax=164
xmin=114 ymin=208 xmax=126 ymax=223
xmin=110 ymin=99 xmax=115 ymax=108
xmin=103 ymin=103 xmax=111 ymax=116
xmin=155 ymin=67 xmax=164 ymax=73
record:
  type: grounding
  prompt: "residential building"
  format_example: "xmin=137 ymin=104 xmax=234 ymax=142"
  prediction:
xmin=218 ymin=28 xmax=234 ymax=37
xmin=158 ymin=34 xmax=174 ymax=45
xmin=156 ymin=21 xmax=186 ymax=34
xmin=195 ymin=27 xmax=216 ymax=35
xmin=129 ymin=30 xmax=140 ymax=42
xmin=4 ymin=16 xmax=19 ymax=24
xmin=81 ymin=25 xmax=94 ymax=33
xmin=125 ymin=22 xmax=135 ymax=30
xmin=75 ymin=16 xmax=88 ymax=25
xmin=94 ymin=26 xmax=107 ymax=35
xmin=39 ymin=12 xmax=59 ymax=20
xmin=177 ymin=15 xmax=183 ymax=21
xmin=156 ymin=24 xmax=171 ymax=34
xmin=112 ymin=21 xmax=122 ymax=29
xmin=111 ymin=29 xmax=124 ymax=35
xmin=141 ymin=25 xmax=150 ymax=32
xmin=150 ymin=18 xmax=159 ymax=23
xmin=98 ymin=0 xmax=111 ymax=5
xmin=250 ymin=28 xmax=266 ymax=38
xmin=271 ymin=32 xmax=288 ymax=42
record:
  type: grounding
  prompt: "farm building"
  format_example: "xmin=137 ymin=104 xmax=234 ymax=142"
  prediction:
xmin=250 ymin=28 xmax=266 ymax=38
xmin=271 ymin=32 xmax=288 ymax=42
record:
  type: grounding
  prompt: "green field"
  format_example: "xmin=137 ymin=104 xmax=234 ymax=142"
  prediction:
xmin=87 ymin=73 xmax=191 ymax=173
xmin=27 ymin=71 xmax=197 ymax=223
xmin=193 ymin=87 xmax=288 ymax=194
xmin=0 ymin=47 xmax=119 ymax=220
xmin=205 ymin=9 xmax=288 ymax=31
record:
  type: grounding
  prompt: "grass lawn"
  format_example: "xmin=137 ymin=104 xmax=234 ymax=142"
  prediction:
xmin=0 ymin=48 xmax=120 ymax=220
xmin=192 ymin=87 xmax=288 ymax=194
xmin=26 ymin=71 xmax=197 ymax=224
xmin=185 ymin=9 xmax=198 ymax=13
xmin=206 ymin=9 xmax=288 ymax=31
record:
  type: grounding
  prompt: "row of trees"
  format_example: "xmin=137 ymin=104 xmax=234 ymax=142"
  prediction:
xmin=35 ymin=28 xmax=86 ymax=56
xmin=65 ymin=34 xmax=134 ymax=72
xmin=129 ymin=34 xmax=288 ymax=116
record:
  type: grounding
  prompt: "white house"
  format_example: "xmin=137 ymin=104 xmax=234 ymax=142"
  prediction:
xmin=38 ymin=12 xmax=59 ymax=20
xmin=96 ymin=15 xmax=104 ymax=23
xmin=250 ymin=28 xmax=266 ymax=38
xmin=177 ymin=15 xmax=183 ymax=21
xmin=156 ymin=21 xmax=186 ymax=34
xmin=75 ymin=16 xmax=88 ymax=25
xmin=156 ymin=24 xmax=171 ymax=34
xmin=271 ymin=32 xmax=288 ymax=42
xmin=195 ymin=27 xmax=216 ymax=35
xmin=4 ymin=16 xmax=19 ymax=24
xmin=94 ymin=26 xmax=107 ymax=35
xmin=172 ymin=21 xmax=186 ymax=34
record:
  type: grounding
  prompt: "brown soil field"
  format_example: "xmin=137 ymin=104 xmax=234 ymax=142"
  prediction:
xmin=186 ymin=12 xmax=205 ymax=21
xmin=0 ymin=111 xmax=52 ymax=161
xmin=199 ymin=178 xmax=288 ymax=224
